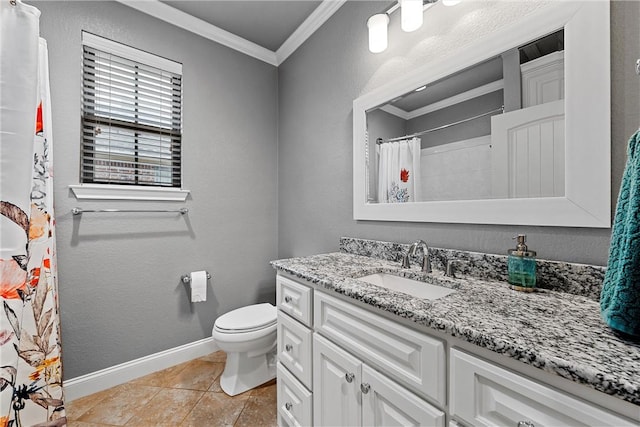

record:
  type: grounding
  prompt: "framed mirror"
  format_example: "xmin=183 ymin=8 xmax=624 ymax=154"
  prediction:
xmin=353 ymin=1 xmax=610 ymax=227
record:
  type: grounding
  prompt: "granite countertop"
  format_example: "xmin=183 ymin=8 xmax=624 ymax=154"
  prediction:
xmin=271 ymin=252 xmax=640 ymax=406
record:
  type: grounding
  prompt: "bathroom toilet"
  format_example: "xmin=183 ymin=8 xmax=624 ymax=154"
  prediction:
xmin=212 ymin=303 xmax=277 ymax=396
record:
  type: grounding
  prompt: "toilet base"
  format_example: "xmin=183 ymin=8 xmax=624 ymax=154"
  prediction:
xmin=219 ymin=347 xmax=277 ymax=396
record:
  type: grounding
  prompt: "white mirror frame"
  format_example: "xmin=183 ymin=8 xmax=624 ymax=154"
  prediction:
xmin=353 ymin=1 xmax=610 ymax=227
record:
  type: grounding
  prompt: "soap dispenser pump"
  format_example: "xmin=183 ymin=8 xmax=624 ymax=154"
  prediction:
xmin=508 ymin=234 xmax=537 ymax=292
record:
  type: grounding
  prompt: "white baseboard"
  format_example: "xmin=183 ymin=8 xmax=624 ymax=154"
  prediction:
xmin=64 ymin=337 xmax=219 ymax=401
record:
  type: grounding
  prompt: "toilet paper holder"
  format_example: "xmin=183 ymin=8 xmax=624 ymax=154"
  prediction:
xmin=181 ymin=272 xmax=211 ymax=283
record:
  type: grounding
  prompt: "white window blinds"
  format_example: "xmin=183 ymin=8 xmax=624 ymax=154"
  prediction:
xmin=81 ymin=33 xmax=183 ymax=187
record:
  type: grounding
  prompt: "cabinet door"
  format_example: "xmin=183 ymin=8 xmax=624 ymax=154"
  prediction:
xmin=450 ymin=349 xmax=638 ymax=427
xmin=361 ymin=365 xmax=445 ymax=427
xmin=315 ymin=291 xmax=446 ymax=405
xmin=313 ymin=334 xmax=361 ymax=427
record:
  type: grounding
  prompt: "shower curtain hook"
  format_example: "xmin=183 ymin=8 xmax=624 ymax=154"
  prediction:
xmin=9 ymin=0 xmax=17 ymax=5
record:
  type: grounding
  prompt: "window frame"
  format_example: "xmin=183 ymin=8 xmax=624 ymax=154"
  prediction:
xmin=71 ymin=32 xmax=189 ymax=201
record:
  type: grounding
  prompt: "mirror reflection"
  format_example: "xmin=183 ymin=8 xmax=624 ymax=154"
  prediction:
xmin=367 ymin=30 xmax=564 ymax=203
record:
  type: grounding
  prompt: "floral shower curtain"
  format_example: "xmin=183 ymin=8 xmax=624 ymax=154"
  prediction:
xmin=1 ymin=1 xmax=66 ymax=426
xmin=377 ymin=137 xmax=422 ymax=203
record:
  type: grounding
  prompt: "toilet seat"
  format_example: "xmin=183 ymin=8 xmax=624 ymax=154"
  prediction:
xmin=214 ymin=303 xmax=276 ymax=333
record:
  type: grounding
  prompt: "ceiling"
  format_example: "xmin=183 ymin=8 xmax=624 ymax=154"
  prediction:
xmin=116 ymin=0 xmax=346 ymax=66
xmin=162 ymin=1 xmax=322 ymax=52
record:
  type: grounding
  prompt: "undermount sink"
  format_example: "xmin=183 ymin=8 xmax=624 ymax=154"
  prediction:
xmin=357 ymin=273 xmax=456 ymax=300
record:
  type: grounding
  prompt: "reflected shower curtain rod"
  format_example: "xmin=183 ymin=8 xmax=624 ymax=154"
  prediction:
xmin=377 ymin=105 xmax=504 ymax=144
xmin=71 ymin=207 xmax=188 ymax=215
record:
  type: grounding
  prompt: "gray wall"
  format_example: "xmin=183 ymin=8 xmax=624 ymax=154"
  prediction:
xmin=278 ymin=0 xmax=640 ymax=266
xmin=32 ymin=1 xmax=278 ymax=379
xmin=406 ymin=91 xmax=503 ymax=148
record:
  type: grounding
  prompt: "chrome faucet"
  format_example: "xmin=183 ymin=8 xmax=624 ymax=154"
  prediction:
xmin=401 ymin=240 xmax=432 ymax=273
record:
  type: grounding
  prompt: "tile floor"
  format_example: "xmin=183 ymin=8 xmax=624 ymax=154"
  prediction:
xmin=65 ymin=351 xmax=277 ymax=427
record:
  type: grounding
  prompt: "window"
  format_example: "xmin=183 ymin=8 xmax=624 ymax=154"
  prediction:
xmin=81 ymin=32 xmax=182 ymax=188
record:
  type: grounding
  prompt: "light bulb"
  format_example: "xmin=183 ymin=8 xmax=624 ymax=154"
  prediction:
xmin=400 ymin=0 xmax=423 ymax=32
xmin=367 ymin=14 xmax=389 ymax=53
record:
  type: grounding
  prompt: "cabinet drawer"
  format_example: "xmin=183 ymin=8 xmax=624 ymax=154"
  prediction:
xmin=314 ymin=291 xmax=446 ymax=406
xmin=450 ymin=349 xmax=637 ymax=427
xmin=277 ymin=274 xmax=313 ymax=327
xmin=277 ymin=311 xmax=313 ymax=389
xmin=277 ymin=363 xmax=312 ymax=427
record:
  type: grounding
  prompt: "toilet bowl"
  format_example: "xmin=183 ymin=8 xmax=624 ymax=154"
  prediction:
xmin=212 ymin=303 xmax=277 ymax=396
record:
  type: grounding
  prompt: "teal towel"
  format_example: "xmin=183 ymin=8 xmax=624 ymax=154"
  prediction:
xmin=601 ymin=130 xmax=640 ymax=337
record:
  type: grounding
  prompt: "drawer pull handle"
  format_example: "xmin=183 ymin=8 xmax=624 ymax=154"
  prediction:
xmin=517 ymin=422 xmax=535 ymax=427
xmin=284 ymin=296 xmax=292 ymax=303
xmin=285 ymin=344 xmax=293 ymax=352
xmin=344 ymin=372 xmax=355 ymax=383
xmin=360 ymin=383 xmax=371 ymax=394
xmin=285 ymin=402 xmax=293 ymax=411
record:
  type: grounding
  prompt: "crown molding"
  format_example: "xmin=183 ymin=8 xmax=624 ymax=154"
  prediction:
xmin=379 ymin=104 xmax=409 ymax=120
xmin=378 ymin=79 xmax=505 ymax=121
xmin=114 ymin=0 xmax=346 ymax=67
xmin=114 ymin=0 xmax=278 ymax=66
xmin=275 ymin=0 xmax=347 ymax=65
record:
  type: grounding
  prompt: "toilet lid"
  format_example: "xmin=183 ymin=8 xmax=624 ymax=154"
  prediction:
xmin=214 ymin=303 xmax=276 ymax=332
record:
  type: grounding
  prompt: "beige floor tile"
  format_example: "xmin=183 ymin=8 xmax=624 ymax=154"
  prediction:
xmin=125 ymin=388 xmax=204 ymax=426
xmin=234 ymin=392 xmax=278 ymax=427
xmin=250 ymin=379 xmax=277 ymax=398
xmin=77 ymin=384 xmax=161 ymax=426
xmin=67 ymin=421 xmax=118 ymax=427
xmin=66 ymin=387 xmax=120 ymax=421
xmin=129 ymin=361 xmax=190 ymax=388
xmin=172 ymin=359 xmax=224 ymax=391
xmin=198 ymin=350 xmax=227 ymax=363
xmin=180 ymin=391 xmax=250 ymax=427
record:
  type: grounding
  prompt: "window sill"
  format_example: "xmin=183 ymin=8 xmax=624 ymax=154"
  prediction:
xmin=69 ymin=184 xmax=190 ymax=201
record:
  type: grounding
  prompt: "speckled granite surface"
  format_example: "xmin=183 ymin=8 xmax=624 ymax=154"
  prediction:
xmin=271 ymin=251 xmax=640 ymax=406
xmin=340 ymin=237 xmax=606 ymax=301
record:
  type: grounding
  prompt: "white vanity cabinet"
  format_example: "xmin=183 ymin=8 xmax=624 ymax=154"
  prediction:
xmin=276 ymin=271 xmax=639 ymax=427
xmin=450 ymin=349 xmax=637 ymax=427
xmin=313 ymin=291 xmax=446 ymax=427
xmin=276 ymin=274 xmax=314 ymax=426
xmin=314 ymin=333 xmax=445 ymax=427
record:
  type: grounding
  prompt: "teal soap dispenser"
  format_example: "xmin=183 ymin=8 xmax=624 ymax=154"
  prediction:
xmin=507 ymin=234 xmax=537 ymax=292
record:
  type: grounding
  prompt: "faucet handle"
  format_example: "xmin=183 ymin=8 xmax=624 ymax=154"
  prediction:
xmin=401 ymin=254 xmax=411 ymax=269
xmin=445 ymin=260 xmax=456 ymax=278
xmin=445 ymin=259 xmax=468 ymax=278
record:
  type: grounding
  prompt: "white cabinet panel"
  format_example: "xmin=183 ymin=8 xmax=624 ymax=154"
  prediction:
xmin=277 ymin=363 xmax=312 ymax=427
xmin=313 ymin=334 xmax=361 ymax=427
xmin=278 ymin=311 xmax=313 ymax=389
xmin=277 ymin=275 xmax=313 ymax=327
xmin=362 ymin=364 xmax=445 ymax=427
xmin=521 ymin=51 xmax=564 ymax=108
xmin=450 ymin=349 xmax=638 ymax=427
xmin=490 ymin=100 xmax=565 ymax=199
xmin=314 ymin=291 xmax=446 ymax=405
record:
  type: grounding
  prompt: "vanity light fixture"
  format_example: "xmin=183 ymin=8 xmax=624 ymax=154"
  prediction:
xmin=367 ymin=13 xmax=390 ymax=53
xmin=401 ymin=0 xmax=424 ymax=32
xmin=368 ymin=0 xmax=460 ymax=53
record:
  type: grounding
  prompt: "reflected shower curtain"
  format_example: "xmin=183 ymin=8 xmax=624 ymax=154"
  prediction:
xmin=1 ymin=1 xmax=66 ymax=426
xmin=377 ymin=137 xmax=421 ymax=203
